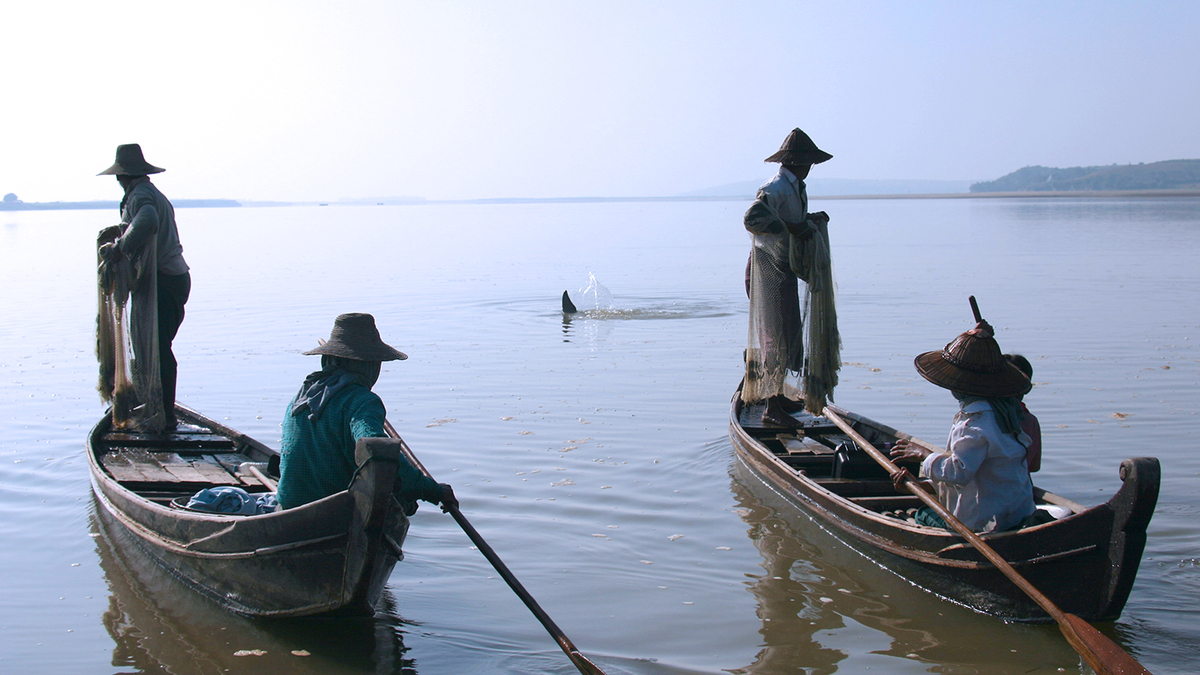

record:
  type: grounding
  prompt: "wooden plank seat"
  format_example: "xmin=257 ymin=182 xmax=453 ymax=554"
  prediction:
xmin=100 ymin=448 xmax=268 ymax=488
xmin=102 ymin=428 xmax=237 ymax=451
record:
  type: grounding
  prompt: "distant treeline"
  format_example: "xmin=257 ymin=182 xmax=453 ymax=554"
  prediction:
xmin=970 ymin=159 xmax=1200 ymax=193
xmin=0 ymin=199 xmax=240 ymax=211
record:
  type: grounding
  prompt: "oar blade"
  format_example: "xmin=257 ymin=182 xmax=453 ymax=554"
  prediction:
xmin=1060 ymin=614 xmax=1151 ymax=675
xmin=569 ymin=650 xmax=608 ymax=675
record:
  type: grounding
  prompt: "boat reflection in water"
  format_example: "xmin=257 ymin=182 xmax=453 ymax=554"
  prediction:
xmin=92 ymin=499 xmax=417 ymax=675
xmin=725 ymin=458 xmax=1084 ymax=675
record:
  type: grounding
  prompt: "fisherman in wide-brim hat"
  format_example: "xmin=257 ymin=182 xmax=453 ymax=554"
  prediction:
xmin=888 ymin=318 xmax=1042 ymax=533
xmin=741 ymin=128 xmax=841 ymax=424
xmin=96 ymin=143 xmax=190 ymax=430
xmin=276 ymin=313 xmax=457 ymax=515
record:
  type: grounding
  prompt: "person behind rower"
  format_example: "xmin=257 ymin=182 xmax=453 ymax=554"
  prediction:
xmin=888 ymin=320 xmax=1036 ymax=532
xmin=276 ymin=313 xmax=456 ymax=514
xmin=1005 ymin=353 xmax=1042 ymax=474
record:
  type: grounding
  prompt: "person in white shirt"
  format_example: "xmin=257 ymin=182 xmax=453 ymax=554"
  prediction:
xmin=889 ymin=320 xmax=1036 ymax=532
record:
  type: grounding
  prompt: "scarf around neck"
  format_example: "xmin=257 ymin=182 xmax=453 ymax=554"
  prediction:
xmin=290 ymin=356 xmax=381 ymax=420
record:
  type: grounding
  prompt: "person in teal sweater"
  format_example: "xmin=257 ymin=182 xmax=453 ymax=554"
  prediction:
xmin=276 ymin=313 xmax=456 ymax=514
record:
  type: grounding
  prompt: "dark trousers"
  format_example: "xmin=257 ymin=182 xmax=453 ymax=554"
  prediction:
xmin=158 ymin=272 xmax=190 ymax=424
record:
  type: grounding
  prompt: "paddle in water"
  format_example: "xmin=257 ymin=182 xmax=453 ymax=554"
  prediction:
xmin=383 ymin=420 xmax=608 ymax=675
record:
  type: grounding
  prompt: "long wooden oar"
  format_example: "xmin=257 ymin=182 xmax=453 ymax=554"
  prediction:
xmin=383 ymin=420 xmax=607 ymax=675
xmin=823 ymin=408 xmax=1151 ymax=675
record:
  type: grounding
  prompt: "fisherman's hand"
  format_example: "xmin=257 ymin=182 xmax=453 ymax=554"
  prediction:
xmin=98 ymin=242 xmax=120 ymax=262
xmin=808 ymin=211 xmax=830 ymax=225
xmin=889 ymin=439 xmax=930 ymax=463
xmin=437 ymin=484 xmax=458 ymax=513
xmin=786 ymin=220 xmax=813 ymax=236
xmin=889 ymin=467 xmax=915 ymax=493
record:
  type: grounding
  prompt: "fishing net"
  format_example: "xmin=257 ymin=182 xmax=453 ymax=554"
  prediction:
xmin=743 ymin=207 xmax=841 ymax=414
xmin=97 ymin=225 xmax=165 ymax=432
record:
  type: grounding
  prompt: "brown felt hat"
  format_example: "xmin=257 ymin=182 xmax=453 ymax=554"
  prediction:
xmin=914 ymin=324 xmax=1031 ymax=397
xmin=765 ymin=128 xmax=833 ymax=165
xmin=304 ymin=313 xmax=408 ymax=362
xmin=98 ymin=144 xmax=165 ymax=176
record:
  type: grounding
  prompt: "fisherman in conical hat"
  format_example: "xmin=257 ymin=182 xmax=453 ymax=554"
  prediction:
xmin=741 ymin=128 xmax=840 ymax=424
xmin=276 ymin=313 xmax=457 ymax=514
xmin=888 ymin=319 xmax=1041 ymax=533
xmin=97 ymin=144 xmax=190 ymax=429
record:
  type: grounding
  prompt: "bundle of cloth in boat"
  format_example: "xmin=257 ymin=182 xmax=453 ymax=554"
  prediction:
xmin=186 ymin=486 xmax=278 ymax=515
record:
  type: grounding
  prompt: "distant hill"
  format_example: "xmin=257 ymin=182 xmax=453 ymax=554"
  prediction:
xmin=971 ymin=160 xmax=1200 ymax=193
xmin=682 ymin=177 xmax=972 ymax=198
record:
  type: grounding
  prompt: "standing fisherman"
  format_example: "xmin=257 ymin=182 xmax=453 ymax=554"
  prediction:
xmin=97 ymin=144 xmax=190 ymax=430
xmin=742 ymin=128 xmax=841 ymax=425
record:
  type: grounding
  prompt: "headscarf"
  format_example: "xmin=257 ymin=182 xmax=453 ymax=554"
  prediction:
xmin=290 ymin=355 xmax=381 ymax=420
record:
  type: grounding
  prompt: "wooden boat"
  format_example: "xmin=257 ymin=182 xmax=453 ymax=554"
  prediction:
xmin=729 ymin=390 xmax=1159 ymax=622
xmin=87 ymin=403 xmax=410 ymax=618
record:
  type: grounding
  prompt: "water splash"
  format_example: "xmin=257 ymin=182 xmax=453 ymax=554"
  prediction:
xmin=577 ymin=273 xmax=614 ymax=311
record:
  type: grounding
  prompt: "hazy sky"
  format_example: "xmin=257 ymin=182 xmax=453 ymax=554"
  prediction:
xmin=4 ymin=1 xmax=1198 ymax=202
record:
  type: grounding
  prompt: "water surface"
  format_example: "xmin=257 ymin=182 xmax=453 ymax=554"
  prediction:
xmin=1 ymin=196 xmax=1197 ymax=673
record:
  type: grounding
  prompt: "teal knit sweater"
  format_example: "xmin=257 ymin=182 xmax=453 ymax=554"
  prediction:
xmin=277 ymin=384 xmax=442 ymax=510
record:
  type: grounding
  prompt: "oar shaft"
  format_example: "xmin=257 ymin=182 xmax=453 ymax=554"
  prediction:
xmin=383 ymin=420 xmax=606 ymax=675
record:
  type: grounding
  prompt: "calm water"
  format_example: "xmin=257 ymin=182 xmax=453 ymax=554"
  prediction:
xmin=1 ymin=196 xmax=1198 ymax=674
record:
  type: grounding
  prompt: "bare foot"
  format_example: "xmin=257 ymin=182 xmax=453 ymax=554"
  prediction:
xmin=762 ymin=400 xmax=799 ymax=427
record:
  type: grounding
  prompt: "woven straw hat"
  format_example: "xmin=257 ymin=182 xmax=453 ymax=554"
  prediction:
xmin=765 ymin=128 xmax=833 ymax=165
xmin=303 ymin=313 xmax=408 ymax=362
xmin=98 ymin=144 xmax=165 ymax=176
xmin=914 ymin=323 xmax=1031 ymax=397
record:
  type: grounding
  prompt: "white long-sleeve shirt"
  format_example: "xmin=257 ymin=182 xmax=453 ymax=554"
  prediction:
xmin=920 ymin=400 xmax=1035 ymax=532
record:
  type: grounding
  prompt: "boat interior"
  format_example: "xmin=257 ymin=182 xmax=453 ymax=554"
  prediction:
xmin=737 ymin=401 xmax=1080 ymax=523
xmin=736 ymin=402 xmax=931 ymax=517
xmin=95 ymin=420 xmax=276 ymax=508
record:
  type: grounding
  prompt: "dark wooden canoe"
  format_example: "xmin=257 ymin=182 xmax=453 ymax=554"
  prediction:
xmin=87 ymin=403 xmax=410 ymax=618
xmin=729 ymin=390 xmax=1159 ymax=622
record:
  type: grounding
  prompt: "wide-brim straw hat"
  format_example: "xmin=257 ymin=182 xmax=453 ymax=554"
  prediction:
xmin=765 ymin=128 xmax=833 ymax=165
xmin=98 ymin=143 xmax=165 ymax=176
xmin=914 ymin=324 xmax=1031 ymax=397
xmin=303 ymin=313 xmax=408 ymax=362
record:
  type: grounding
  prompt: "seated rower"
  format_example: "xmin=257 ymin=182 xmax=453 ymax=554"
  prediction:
xmin=276 ymin=313 xmax=456 ymax=514
xmin=889 ymin=320 xmax=1036 ymax=533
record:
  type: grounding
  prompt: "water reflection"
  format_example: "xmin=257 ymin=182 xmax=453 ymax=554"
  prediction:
xmin=92 ymin=499 xmax=418 ymax=675
xmin=725 ymin=458 xmax=1083 ymax=675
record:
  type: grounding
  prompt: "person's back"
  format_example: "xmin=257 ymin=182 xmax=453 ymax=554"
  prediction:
xmin=924 ymin=399 xmax=1035 ymax=532
xmin=277 ymin=381 xmax=385 ymax=509
xmin=275 ymin=313 xmax=453 ymax=513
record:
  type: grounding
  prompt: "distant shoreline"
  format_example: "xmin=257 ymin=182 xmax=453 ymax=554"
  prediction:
xmin=4 ymin=189 xmax=1198 ymax=212
xmin=811 ymin=189 xmax=1200 ymax=201
xmin=0 ymin=199 xmax=241 ymax=211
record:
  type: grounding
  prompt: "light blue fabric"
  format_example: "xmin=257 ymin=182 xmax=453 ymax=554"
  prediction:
xmin=187 ymin=486 xmax=277 ymax=515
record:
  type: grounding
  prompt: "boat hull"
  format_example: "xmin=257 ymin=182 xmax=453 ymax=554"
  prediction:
xmin=729 ymin=392 xmax=1158 ymax=622
xmin=88 ymin=405 xmax=409 ymax=618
